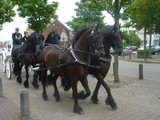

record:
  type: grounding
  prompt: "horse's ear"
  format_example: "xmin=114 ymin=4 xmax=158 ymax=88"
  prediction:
xmin=40 ymin=30 xmax=43 ymax=34
xmin=95 ymin=24 xmax=101 ymax=32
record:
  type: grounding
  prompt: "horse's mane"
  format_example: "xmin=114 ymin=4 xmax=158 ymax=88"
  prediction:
xmin=25 ymin=32 xmax=36 ymax=44
xmin=72 ymin=28 xmax=91 ymax=45
xmin=101 ymin=26 xmax=114 ymax=37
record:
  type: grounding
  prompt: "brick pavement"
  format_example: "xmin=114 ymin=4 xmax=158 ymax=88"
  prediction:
xmin=0 ymin=97 xmax=20 ymax=120
xmin=0 ymin=60 xmax=160 ymax=120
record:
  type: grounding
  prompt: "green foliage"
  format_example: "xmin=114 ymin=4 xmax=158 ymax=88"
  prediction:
xmin=122 ymin=0 xmax=160 ymax=33
xmin=67 ymin=0 xmax=105 ymax=33
xmin=123 ymin=31 xmax=142 ymax=47
xmin=0 ymin=0 xmax=16 ymax=30
xmin=17 ymin=0 xmax=58 ymax=31
xmin=83 ymin=0 xmax=135 ymax=25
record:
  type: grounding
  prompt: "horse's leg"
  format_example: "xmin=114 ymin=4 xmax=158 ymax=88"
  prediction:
xmin=17 ymin=62 xmax=23 ymax=83
xmin=32 ymin=71 xmax=39 ymax=89
xmin=46 ymin=70 xmax=53 ymax=83
xmin=71 ymin=78 xmax=84 ymax=114
xmin=94 ymin=74 xmax=117 ymax=110
xmin=91 ymin=81 xmax=101 ymax=104
xmin=52 ymin=74 xmax=60 ymax=102
xmin=78 ymin=77 xmax=91 ymax=100
xmin=24 ymin=65 xmax=29 ymax=88
xmin=41 ymin=70 xmax=48 ymax=101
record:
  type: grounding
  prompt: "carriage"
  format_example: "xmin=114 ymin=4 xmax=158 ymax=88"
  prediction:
xmin=2 ymin=46 xmax=13 ymax=79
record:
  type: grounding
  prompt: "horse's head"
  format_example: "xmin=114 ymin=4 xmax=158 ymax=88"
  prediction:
xmin=88 ymin=24 xmax=105 ymax=57
xmin=102 ymin=24 xmax=123 ymax=56
xmin=36 ymin=31 xmax=45 ymax=44
xmin=45 ymin=30 xmax=60 ymax=44
xmin=111 ymin=24 xmax=123 ymax=55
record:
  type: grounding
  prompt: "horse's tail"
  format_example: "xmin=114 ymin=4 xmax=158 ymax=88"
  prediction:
xmin=61 ymin=77 xmax=71 ymax=91
xmin=12 ymin=59 xmax=20 ymax=76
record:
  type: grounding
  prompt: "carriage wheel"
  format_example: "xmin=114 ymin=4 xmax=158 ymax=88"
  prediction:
xmin=6 ymin=61 xmax=11 ymax=79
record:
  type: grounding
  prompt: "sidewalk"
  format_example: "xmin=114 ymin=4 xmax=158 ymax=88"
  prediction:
xmin=119 ymin=54 xmax=160 ymax=64
xmin=1 ymin=70 xmax=160 ymax=120
xmin=0 ymin=96 xmax=39 ymax=120
xmin=0 ymin=97 xmax=20 ymax=120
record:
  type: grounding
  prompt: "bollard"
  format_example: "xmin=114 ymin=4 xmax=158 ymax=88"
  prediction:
xmin=129 ymin=53 xmax=131 ymax=60
xmin=113 ymin=62 xmax=115 ymax=76
xmin=139 ymin=64 xmax=143 ymax=79
xmin=0 ymin=78 xmax=3 ymax=97
xmin=20 ymin=90 xmax=30 ymax=120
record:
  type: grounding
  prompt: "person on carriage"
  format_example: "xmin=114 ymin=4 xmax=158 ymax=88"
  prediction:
xmin=12 ymin=27 xmax=22 ymax=46
xmin=22 ymin=31 xmax=29 ymax=44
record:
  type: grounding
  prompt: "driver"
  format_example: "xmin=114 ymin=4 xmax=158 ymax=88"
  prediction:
xmin=12 ymin=27 xmax=22 ymax=46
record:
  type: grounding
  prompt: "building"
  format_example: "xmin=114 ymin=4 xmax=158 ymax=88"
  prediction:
xmin=121 ymin=27 xmax=160 ymax=46
xmin=43 ymin=19 xmax=72 ymax=45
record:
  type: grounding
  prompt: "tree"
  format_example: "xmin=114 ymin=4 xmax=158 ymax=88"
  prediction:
xmin=122 ymin=0 xmax=160 ymax=59
xmin=84 ymin=0 xmax=134 ymax=82
xmin=17 ymin=0 xmax=58 ymax=31
xmin=122 ymin=31 xmax=142 ymax=48
xmin=0 ymin=0 xmax=16 ymax=30
xmin=67 ymin=0 xmax=105 ymax=33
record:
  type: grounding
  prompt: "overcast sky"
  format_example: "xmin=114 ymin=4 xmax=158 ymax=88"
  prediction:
xmin=0 ymin=0 xmax=114 ymax=42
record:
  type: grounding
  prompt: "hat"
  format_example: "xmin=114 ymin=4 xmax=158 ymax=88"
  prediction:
xmin=15 ymin=27 xmax=19 ymax=30
xmin=24 ymin=31 xmax=28 ymax=34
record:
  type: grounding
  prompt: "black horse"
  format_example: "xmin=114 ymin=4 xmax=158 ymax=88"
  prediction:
xmin=51 ymin=24 xmax=123 ymax=110
xmin=12 ymin=31 xmax=44 ymax=88
xmin=79 ymin=24 xmax=123 ymax=109
xmin=45 ymin=30 xmax=61 ymax=46
xmin=39 ymin=25 xmax=105 ymax=114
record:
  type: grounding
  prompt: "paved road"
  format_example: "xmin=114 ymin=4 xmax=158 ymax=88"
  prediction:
xmin=109 ymin=60 xmax=160 ymax=81
xmin=1 ymin=60 xmax=160 ymax=120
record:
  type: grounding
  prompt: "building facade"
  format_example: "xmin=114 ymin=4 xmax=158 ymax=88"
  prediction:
xmin=43 ymin=19 xmax=72 ymax=45
xmin=121 ymin=27 xmax=160 ymax=47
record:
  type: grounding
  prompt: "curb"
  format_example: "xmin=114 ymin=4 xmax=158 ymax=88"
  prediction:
xmin=119 ymin=58 xmax=160 ymax=64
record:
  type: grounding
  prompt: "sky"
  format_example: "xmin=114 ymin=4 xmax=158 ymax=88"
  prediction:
xmin=0 ymin=0 xmax=114 ymax=42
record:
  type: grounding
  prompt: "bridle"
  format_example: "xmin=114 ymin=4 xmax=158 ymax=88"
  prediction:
xmin=111 ymin=25 xmax=123 ymax=50
xmin=69 ymin=28 xmax=104 ymax=67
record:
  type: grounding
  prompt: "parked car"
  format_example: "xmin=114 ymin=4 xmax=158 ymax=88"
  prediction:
xmin=122 ymin=48 xmax=132 ymax=56
xmin=154 ymin=46 xmax=160 ymax=50
xmin=125 ymin=46 xmax=138 ymax=51
xmin=138 ymin=45 xmax=157 ymax=55
xmin=110 ymin=47 xmax=132 ymax=56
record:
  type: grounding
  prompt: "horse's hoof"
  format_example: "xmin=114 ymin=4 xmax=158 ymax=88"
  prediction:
xmin=73 ymin=106 xmax=84 ymax=114
xmin=24 ymin=82 xmax=29 ymax=88
xmin=32 ymin=82 xmax=39 ymax=89
xmin=54 ymin=94 xmax=60 ymax=102
xmin=91 ymin=96 xmax=100 ymax=104
xmin=105 ymin=98 xmax=117 ymax=110
xmin=78 ymin=91 xmax=85 ymax=99
xmin=43 ymin=96 xmax=49 ymax=101
xmin=17 ymin=78 xmax=22 ymax=83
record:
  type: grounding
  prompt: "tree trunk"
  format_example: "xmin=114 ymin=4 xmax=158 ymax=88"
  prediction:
xmin=114 ymin=54 xmax=119 ymax=82
xmin=113 ymin=6 xmax=120 ymax=82
xmin=149 ymin=34 xmax=152 ymax=59
xmin=144 ymin=28 xmax=147 ymax=61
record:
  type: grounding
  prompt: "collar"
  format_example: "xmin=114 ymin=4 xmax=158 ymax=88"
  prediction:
xmin=69 ymin=44 xmax=89 ymax=66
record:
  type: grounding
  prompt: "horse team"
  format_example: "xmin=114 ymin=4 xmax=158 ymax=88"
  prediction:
xmin=11 ymin=24 xmax=123 ymax=114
